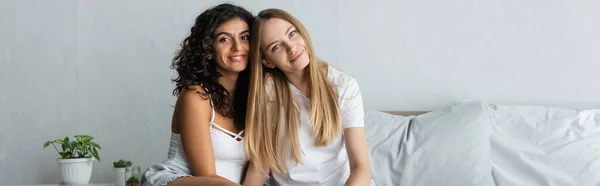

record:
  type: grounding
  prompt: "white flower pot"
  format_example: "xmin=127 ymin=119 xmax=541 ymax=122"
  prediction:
xmin=114 ymin=167 xmax=126 ymax=186
xmin=57 ymin=158 xmax=94 ymax=185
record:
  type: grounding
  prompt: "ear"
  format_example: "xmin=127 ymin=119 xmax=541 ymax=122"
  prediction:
xmin=262 ymin=59 xmax=276 ymax=69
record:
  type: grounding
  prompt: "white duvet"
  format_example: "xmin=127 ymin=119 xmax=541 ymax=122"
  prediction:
xmin=490 ymin=105 xmax=600 ymax=186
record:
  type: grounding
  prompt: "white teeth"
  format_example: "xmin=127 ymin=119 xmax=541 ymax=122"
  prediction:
xmin=231 ymin=56 xmax=243 ymax=61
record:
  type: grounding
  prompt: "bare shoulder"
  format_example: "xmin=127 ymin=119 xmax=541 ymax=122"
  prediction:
xmin=173 ymin=85 xmax=221 ymax=177
xmin=173 ymin=85 xmax=212 ymax=126
xmin=177 ymin=85 xmax=210 ymax=105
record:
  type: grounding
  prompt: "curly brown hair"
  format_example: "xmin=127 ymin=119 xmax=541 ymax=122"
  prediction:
xmin=171 ymin=3 xmax=253 ymax=129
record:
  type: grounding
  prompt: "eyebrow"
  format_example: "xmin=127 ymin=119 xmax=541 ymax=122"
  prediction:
xmin=215 ymin=30 xmax=250 ymax=38
xmin=266 ymin=26 xmax=294 ymax=49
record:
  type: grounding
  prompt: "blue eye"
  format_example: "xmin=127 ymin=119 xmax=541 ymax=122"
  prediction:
xmin=289 ymin=31 xmax=296 ymax=38
xmin=271 ymin=45 xmax=280 ymax=52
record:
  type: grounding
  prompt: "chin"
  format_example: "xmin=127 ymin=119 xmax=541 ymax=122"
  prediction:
xmin=293 ymin=58 xmax=310 ymax=70
xmin=235 ymin=66 xmax=249 ymax=73
xmin=230 ymin=68 xmax=246 ymax=73
xmin=230 ymin=63 xmax=248 ymax=71
xmin=219 ymin=66 xmax=247 ymax=75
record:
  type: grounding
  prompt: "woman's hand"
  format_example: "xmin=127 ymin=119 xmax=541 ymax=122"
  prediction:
xmin=242 ymin=162 xmax=270 ymax=186
xmin=343 ymin=127 xmax=371 ymax=186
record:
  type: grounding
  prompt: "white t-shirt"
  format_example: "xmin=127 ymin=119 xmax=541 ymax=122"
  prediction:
xmin=267 ymin=64 xmax=365 ymax=185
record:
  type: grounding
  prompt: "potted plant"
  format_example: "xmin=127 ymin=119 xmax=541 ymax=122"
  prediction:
xmin=43 ymin=135 xmax=101 ymax=185
xmin=113 ymin=159 xmax=132 ymax=186
xmin=126 ymin=176 xmax=141 ymax=186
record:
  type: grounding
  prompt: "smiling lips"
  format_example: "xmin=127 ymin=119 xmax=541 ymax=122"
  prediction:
xmin=228 ymin=54 xmax=246 ymax=62
xmin=290 ymin=49 xmax=304 ymax=62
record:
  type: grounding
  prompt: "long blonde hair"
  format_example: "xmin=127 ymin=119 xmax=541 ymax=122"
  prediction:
xmin=244 ymin=9 xmax=342 ymax=177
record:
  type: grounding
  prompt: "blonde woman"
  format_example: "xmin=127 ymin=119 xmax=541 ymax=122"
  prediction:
xmin=243 ymin=8 xmax=373 ymax=186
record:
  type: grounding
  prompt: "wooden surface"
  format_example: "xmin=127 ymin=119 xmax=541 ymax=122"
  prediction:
xmin=383 ymin=111 xmax=428 ymax=116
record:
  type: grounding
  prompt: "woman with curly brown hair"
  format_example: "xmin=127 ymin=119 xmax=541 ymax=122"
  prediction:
xmin=141 ymin=3 xmax=253 ymax=186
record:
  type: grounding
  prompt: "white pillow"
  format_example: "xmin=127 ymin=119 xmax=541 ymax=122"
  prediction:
xmin=364 ymin=109 xmax=413 ymax=185
xmin=365 ymin=101 xmax=496 ymax=186
xmin=490 ymin=105 xmax=600 ymax=186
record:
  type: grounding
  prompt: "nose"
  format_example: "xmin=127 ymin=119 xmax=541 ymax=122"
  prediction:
xmin=232 ymin=38 xmax=242 ymax=52
xmin=284 ymin=41 xmax=296 ymax=54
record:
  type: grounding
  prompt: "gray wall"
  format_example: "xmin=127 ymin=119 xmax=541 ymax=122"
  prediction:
xmin=1 ymin=0 xmax=599 ymax=184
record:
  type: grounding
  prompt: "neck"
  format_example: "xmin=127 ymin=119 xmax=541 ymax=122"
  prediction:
xmin=285 ymin=69 xmax=310 ymax=98
xmin=217 ymin=70 xmax=239 ymax=98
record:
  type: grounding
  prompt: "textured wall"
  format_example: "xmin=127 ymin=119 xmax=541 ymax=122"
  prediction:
xmin=1 ymin=0 xmax=600 ymax=184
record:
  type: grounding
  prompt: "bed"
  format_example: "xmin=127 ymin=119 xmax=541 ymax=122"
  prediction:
xmin=365 ymin=101 xmax=600 ymax=186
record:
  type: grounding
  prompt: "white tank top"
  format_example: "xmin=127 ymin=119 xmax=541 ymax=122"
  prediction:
xmin=166 ymin=97 xmax=248 ymax=183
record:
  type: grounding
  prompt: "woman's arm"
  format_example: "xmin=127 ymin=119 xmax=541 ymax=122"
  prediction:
xmin=168 ymin=176 xmax=240 ymax=186
xmin=339 ymin=78 xmax=371 ymax=186
xmin=172 ymin=88 xmax=240 ymax=186
xmin=343 ymin=127 xmax=371 ymax=186
xmin=242 ymin=162 xmax=270 ymax=186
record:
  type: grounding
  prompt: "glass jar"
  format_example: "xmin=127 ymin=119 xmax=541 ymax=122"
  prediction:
xmin=125 ymin=166 xmax=141 ymax=186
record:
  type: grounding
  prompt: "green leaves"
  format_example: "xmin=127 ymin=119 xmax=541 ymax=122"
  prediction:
xmin=113 ymin=159 xmax=132 ymax=168
xmin=43 ymin=141 xmax=52 ymax=148
xmin=62 ymin=137 xmax=70 ymax=152
xmin=89 ymin=142 xmax=101 ymax=148
xmin=59 ymin=151 xmax=72 ymax=159
xmin=43 ymin=135 xmax=101 ymax=161
xmin=126 ymin=176 xmax=140 ymax=184
xmin=75 ymin=135 xmax=94 ymax=143
xmin=91 ymin=147 xmax=100 ymax=161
